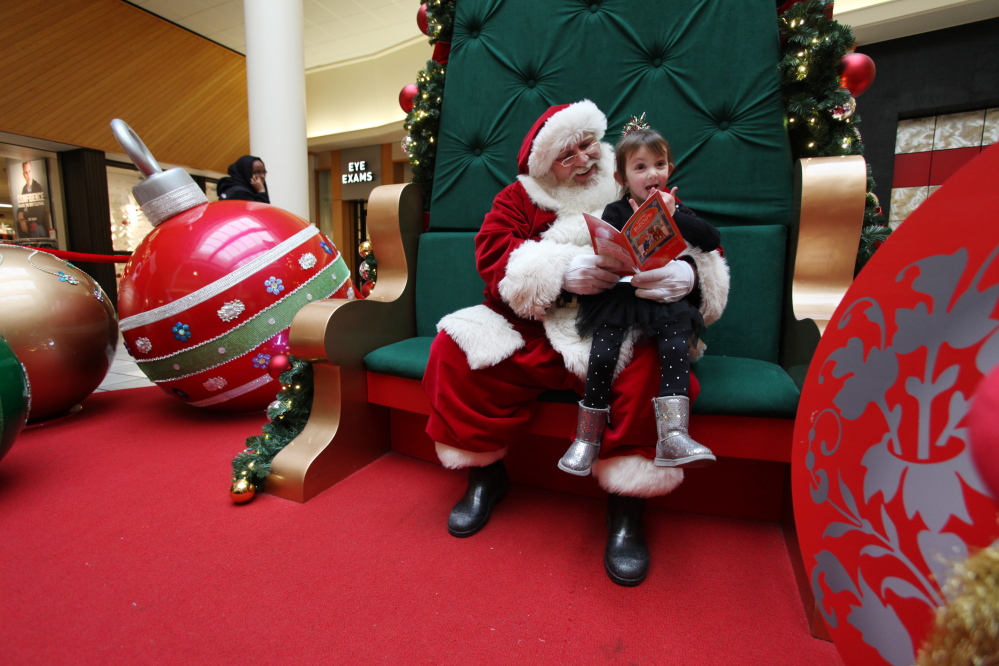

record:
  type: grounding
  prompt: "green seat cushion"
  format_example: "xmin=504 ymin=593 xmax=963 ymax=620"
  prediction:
xmin=691 ymin=355 xmax=799 ymax=418
xmin=415 ymin=232 xmax=486 ymax=337
xmin=365 ymin=338 xmax=799 ymax=418
xmin=365 ymin=337 xmax=436 ymax=381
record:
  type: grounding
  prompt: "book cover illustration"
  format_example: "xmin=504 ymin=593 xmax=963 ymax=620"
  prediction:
xmin=583 ymin=191 xmax=687 ymax=276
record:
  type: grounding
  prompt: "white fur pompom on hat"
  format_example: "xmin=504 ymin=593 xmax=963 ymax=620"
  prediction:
xmin=515 ymin=100 xmax=607 ymax=178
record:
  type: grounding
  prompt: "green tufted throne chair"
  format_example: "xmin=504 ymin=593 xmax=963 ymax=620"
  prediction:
xmin=266 ymin=0 xmax=866 ymax=523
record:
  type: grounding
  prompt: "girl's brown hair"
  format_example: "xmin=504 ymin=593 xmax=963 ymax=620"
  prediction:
xmin=614 ymin=129 xmax=674 ymax=192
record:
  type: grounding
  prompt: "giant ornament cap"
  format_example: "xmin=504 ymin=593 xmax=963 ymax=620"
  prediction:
xmin=110 ymin=119 xmax=208 ymax=226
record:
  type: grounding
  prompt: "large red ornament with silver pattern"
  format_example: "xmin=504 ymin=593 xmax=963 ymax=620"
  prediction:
xmin=112 ymin=120 xmax=354 ymax=411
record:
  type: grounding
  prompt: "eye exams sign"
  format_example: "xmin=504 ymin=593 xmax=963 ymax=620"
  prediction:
xmin=339 ymin=146 xmax=382 ymax=200
xmin=343 ymin=161 xmax=373 ymax=183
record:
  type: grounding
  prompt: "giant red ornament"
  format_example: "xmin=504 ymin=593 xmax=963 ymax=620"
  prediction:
xmin=417 ymin=3 xmax=429 ymax=35
xmin=399 ymin=83 xmax=419 ymax=114
xmin=839 ymin=52 xmax=876 ymax=97
xmin=793 ymin=143 xmax=999 ymax=666
xmin=112 ymin=120 xmax=354 ymax=412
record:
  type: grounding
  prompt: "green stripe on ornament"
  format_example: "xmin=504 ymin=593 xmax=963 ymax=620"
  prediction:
xmin=138 ymin=255 xmax=350 ymax=382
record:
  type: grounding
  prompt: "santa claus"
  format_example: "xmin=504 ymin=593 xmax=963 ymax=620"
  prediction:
xmin=423 ymin=100 xmax=729 ymax=585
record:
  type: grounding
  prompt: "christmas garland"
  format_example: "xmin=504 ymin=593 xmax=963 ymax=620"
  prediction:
xmin=229 ymin=358 xmax=313 ymax=502
xmin=777 ymin=0 xmax=891 ymax=272
xmin=404 ymin=0 xmax=456 ymax=210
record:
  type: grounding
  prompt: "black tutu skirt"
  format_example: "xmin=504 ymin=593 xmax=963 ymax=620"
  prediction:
xmin=575 ymin=282 xmax=703 ymax=340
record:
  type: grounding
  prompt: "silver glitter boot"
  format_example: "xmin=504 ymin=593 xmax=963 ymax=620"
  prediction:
xmin=558 ymin=401 xmax=609 ymax=476
xmin=652 ymin=395 xmax=716 ymax=468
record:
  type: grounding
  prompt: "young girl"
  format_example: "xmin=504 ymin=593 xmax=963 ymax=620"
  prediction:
xmin=558 ymin=117 xmax=721 ymax=475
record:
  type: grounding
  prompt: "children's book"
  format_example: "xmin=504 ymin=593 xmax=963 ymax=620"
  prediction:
xmin=583 ymin=190 xmax=686 ymax=276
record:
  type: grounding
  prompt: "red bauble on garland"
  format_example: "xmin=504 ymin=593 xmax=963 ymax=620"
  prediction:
xmin=839 ymin=52 xmax=876 ymax=97
xmin=399 ymin=83 xmax=419 ymax=113
xmin=417 ymin=3 xmax=430 ymax=35
xmin=267 ymin=353 xmax=292 ymax=379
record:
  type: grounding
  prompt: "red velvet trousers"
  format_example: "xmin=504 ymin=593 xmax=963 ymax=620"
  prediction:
xmin=423 ymin=330 xmax=699 ymax=460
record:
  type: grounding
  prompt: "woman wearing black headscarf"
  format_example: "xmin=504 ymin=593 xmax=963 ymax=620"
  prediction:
xmin=217 ymin=155 xmax=269 ymax=203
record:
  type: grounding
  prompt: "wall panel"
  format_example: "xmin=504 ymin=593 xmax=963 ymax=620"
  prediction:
xmin=0 ymin=0 xmax=248 ymax=173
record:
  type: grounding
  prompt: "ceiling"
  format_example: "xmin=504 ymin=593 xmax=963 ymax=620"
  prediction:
xmin=131 ymin=0 xmax=999 ymax=73
xmin=128 ymin=0 xmax=424 ymax=70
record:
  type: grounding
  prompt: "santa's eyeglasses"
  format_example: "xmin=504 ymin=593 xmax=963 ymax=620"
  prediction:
xmin=558 ymin=139 xmax=600 ymax=168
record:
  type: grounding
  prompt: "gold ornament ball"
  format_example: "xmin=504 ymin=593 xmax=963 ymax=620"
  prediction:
xmin=358 ymin=240 xmax=372 ymax=258
xmin=0 ymin=246 xmax=117 ymax=422
xmin=230 ymin=477 xmax=256 ymax=503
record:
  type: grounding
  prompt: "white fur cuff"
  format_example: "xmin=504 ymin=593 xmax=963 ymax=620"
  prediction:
xmin=591 ymin=455 xmax=684 ymax=497
xmin=435 ymin=442 xmax=508 ymax=469
xmin=687 ymin=248 xmax=730 ymax=327
xmin=498 ymin=240 xmax=586 ymax=320
xmin=438 ymin=304 xmax=525 ymax=370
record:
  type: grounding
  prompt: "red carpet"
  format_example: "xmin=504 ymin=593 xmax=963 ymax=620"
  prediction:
xmin=0 ymin=387 xmax=841 ymax=665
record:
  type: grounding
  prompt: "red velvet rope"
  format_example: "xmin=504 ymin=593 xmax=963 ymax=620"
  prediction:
xmin=0 ymin=243 xmax=131 ymax=263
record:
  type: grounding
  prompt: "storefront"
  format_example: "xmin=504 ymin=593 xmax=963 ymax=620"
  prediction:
xmin=0 ymin=139 xmax=65 ymax=250
xmin=312 ymin=140 xmax=410 ymax=292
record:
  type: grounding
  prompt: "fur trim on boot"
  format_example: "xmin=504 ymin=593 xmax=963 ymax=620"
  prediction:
xmin=591 ymin=454 xmax=684 ymax=497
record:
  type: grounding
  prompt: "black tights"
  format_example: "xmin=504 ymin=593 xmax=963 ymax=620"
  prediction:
xmin=581 ymin=318 xmax=692 ymax=409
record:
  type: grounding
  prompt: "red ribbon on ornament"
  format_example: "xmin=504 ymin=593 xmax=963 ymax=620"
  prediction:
xmin=0 ymin=243 xmax=131 ymax=263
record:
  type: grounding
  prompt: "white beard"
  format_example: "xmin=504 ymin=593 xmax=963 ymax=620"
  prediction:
xmin=517 ymin=146 xmax=620 ymax=247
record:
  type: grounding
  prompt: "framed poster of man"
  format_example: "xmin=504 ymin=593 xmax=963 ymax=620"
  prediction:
xmin=7 ymin=158 xmax=53 ymax=240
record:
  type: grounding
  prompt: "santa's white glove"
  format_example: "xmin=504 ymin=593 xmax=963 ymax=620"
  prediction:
xmin=562 ymin=254 xmax=622 ymax=295
xmin=631 ymin=259 xmax=696 ymax=303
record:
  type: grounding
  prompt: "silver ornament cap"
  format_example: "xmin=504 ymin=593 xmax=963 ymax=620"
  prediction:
xmin=110 ymin=119 xmax=208 ymax=226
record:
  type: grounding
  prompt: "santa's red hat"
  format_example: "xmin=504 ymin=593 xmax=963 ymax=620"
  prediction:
xmin=516 ymin=100 xmax=607 ymax=177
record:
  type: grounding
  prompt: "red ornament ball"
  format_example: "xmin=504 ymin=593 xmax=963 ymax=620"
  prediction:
xmin=417 ymin=3 xmax=430 ymax=35
xmin=267 ymin=353 xmax=292 ymax=379
xmin=839 ymin=52 xmax=876 ymax=97
xmin=399 ymin=84 xmax=419 ymax=114
xmin=118 ymin=201 xmax=355 ymax=412
xmin=969 ymin=364 xmax=999 ymax=502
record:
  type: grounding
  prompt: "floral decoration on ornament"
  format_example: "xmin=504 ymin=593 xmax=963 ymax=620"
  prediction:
xmin=172 ymin=322 xmax=192 ymax=342
xmin=57 ymin=271 xmax=79 ymax=285
xmin=252 ymin=353 xmax=271 ymax=369
xmin=264 ymin=276 xmax=284 ymax=295
xmin=217 ymin=300 xmax=245 ymax=322
xmin=135 ymin=337 xmax=153 ymax=354
xmin=298 ymin=252 xmax=317 ymax=270
xmin=203 ymin=376 xmax=227 ymax=392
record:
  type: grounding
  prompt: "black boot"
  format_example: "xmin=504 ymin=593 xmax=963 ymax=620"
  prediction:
xmin=604 ymin=493 xmax=649 ymax=586
xmin=447 ymin=460 xmax=509 ymax=538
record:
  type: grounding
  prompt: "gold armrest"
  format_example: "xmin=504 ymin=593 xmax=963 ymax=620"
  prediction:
xmin=267 ymin=182 xmax=422 ymax=502
xmin=791 ymin=156 xmax=867 ymax=335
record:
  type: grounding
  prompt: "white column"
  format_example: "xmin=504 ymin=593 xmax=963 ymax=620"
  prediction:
xmin=244 ymin=0 xmax=310 ymax=220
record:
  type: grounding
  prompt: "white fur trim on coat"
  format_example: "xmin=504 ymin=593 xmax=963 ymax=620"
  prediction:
xmin=591 ymin=455 xmax=684 ymax=497
xmin=543 ymin=306 xmax=640 ymax=382
xmin=435 ymin=442 xmax=507 ymax=469
xmin=528 ymin=100 xmax=607 ymax=179
xmin=684 ymin=246 xmax=729 ymax=327
xmin=438 ymin=304 xmax=525 ymax=370
xmin=498 ymin=239 xmax=588 ymax=321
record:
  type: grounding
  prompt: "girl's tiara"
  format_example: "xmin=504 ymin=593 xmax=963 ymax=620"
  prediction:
xmin=621 ymin=112 xmax=651 ymax=136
